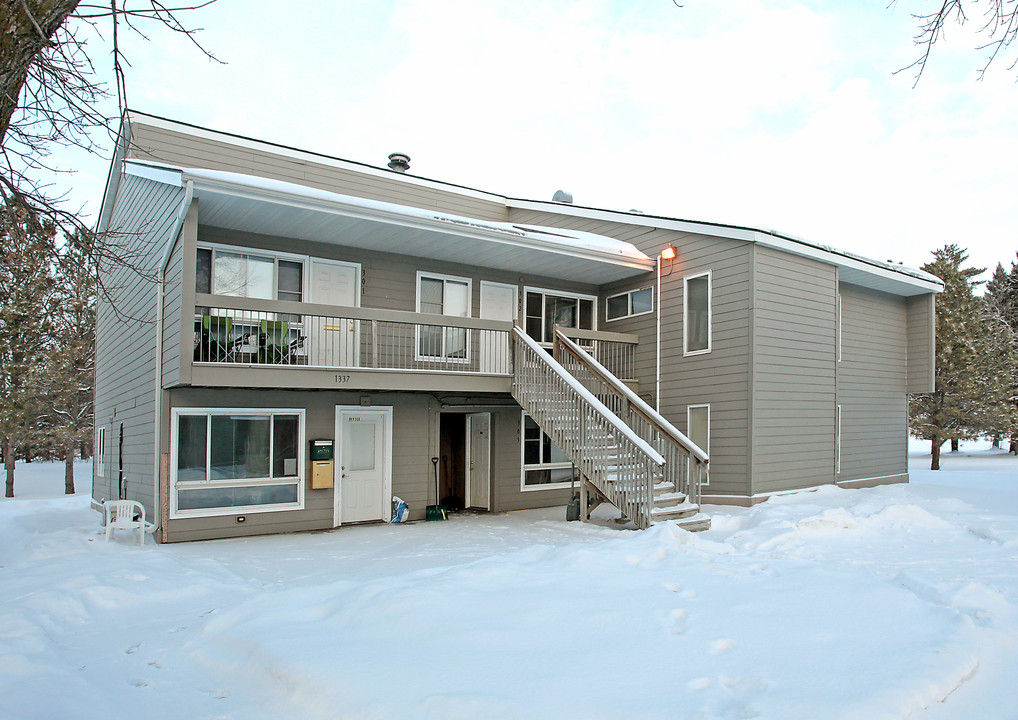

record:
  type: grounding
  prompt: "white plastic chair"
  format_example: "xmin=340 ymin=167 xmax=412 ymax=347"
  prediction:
xmin=104 ymin=500 xmax=150 ymax=545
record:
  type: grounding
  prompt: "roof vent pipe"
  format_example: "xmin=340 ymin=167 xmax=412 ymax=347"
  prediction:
xmin=552 ymin=189 xmax=573 ymax=203
xmin=387 ymin=152 xmax=410 ymax=173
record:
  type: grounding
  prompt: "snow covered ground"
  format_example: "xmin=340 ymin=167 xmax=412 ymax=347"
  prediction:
xmin=1 ymin=446 xmax=1017 ymax=720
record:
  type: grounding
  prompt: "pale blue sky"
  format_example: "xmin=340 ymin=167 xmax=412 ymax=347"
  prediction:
xmin=56 ymin=0 xmax=1016 ymax=278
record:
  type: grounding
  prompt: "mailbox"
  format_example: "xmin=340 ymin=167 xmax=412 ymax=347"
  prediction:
xmin=310 ymin=440 xmax=334 ymax=489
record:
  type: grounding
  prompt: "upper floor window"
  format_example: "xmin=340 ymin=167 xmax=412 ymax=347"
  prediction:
xmin=606 ymin=287 xmax=653 ymax=322
xmin=524 ymin=288 xmax=595 ymax=344
xmin=684 ymin=271 xmax=711 ymax=355
xmin=196 ymin=246 xmax=303 ymax=303
xmin=416 ymin=271 xmax=471 ymax=361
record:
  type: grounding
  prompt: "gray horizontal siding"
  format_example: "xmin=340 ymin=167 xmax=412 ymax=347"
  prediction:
xmin=93 ymin=173 xmax=186 ymax=518
xmin=129 ymin=122 xmax=510 ymax=223
xmin=837 ymin=283 xmax=908 ymax=482
xmin=162 ymin=388 xmax=557 ymax=542
xmin=751 ymin=246 xmax=837 ymax=494
xmin=510 ymin=208 xmax=755 ymax=497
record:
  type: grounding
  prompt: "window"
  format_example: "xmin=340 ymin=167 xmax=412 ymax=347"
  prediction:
xmin=684 ymin=271 xmax=711 ymax=355
xmin=606 ymin=287 xmax=653 ymax=321
xmin=416 ymin=272 xmax=471 ymax=361
xmin=171 ymin=409 xmax=305 ymax=517
xmin=196 ymin=246 xmax=304 ymax=302
xmin=95 ymin=426 xmax=105 ymax=478
xmin=687 ymin=405 xmax=709 ymax=455
xmin=521 ymin=414 xmax=575 ymax=489
xmin=524 ymin=288 xmax=595 ymax=344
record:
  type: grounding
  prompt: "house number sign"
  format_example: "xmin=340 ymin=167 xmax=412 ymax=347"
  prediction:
xmin=334 ymin=374 xmax=352 ymax=383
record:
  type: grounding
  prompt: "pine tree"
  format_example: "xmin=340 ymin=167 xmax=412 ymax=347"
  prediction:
xmin=44 ymin=230 xmax=96 ymax=494
xmin=984 ymin=253 xmax=1018 ymax=453
xmin=0 ymin=197 xmax=57 ymax=497
xmin=909 ymin=245 xmax=990 ymax=470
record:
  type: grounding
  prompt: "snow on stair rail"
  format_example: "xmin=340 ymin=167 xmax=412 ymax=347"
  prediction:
xmin=512 ymin=327 xmax=664 ymax=464
xmin=554 ymin=330 xmax=708 ymax=464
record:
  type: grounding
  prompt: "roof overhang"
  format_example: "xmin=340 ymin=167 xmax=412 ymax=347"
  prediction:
xmin=508 ymin=199 xmax=943 ymax=297
xmin=125 ymin=162 xmax=654 ymax=285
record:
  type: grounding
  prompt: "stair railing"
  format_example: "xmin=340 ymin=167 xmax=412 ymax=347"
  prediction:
xmin=553 ymin=328 xmax=709 ymax=506
xmin=512 ymin=326 xmax=664 ymax=528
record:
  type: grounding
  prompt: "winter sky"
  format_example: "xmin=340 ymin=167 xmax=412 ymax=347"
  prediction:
xmin=55 ymin=0 xmax=1016 ymax=280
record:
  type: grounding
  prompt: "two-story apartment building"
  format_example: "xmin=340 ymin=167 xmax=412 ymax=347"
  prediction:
xmin=92 ymin=111 xmax=941 ymax=542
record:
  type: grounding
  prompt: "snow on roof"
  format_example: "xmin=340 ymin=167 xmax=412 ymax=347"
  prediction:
xmin=124 ymin=160 xmax=651 ymax=265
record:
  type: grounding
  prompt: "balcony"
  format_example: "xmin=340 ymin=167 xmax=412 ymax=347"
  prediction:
xmin=184 ymin=294 xmax=639 ymax=393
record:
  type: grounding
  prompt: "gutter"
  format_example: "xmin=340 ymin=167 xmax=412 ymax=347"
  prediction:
xmin=151 ymin=179 xmax=194 ymax=539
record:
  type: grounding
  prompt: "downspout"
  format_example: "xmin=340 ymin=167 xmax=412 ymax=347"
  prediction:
xmin=152 ymin=179 xmax=194 ymax=537
xmin=656 ymin=256 xmax=662 ymax=412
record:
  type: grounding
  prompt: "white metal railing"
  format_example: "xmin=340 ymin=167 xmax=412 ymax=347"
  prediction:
xmin=192 ymin=294 xmax=513 ymax=375
xmin=553 ymin=329 xmax=709 ymax=505
xmin=512 ymin=326 xmax=664 ymax=529
xmin=554 ymin=326 xmax=638 ymax=381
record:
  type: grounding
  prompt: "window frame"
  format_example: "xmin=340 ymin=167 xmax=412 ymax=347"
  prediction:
xmin=95 ymin=426 xmax=105 ymax=478
xmin=686 ymin=403 xmax=710 ymax=486
xmin=169 ymin=407 xmax=306 ymax=519
xmin=415 ymin=271 xmax=473 ymax=363
xmin=520 ymin=412 xmax=575 ymax=491
xmin=523 ymin=286 xmax=598 ymax=346
xmin=683 ymin=270 xmax=712 ymax=356
xmin=605 ymin=286 xmax=654 ymax=322
xmin=196 ymin=241 xmax=309 ymax=303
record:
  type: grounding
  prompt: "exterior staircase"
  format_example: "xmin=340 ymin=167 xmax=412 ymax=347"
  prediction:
xmin=511 ymin=327 xmax=710 ymax=531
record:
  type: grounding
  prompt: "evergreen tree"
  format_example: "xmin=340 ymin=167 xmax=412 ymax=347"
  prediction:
xmin=984 ymin=253 xmax=1018 ymax=453
xmin=44 ymin=230 xmax=96 ymax=494
xmin=909 ymin=245 xmax=991 ymax=470
xmin=0 ymin=197 xmax=56 ymax=497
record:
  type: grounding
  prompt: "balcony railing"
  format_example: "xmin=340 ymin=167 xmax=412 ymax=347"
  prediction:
xmin=554 ymin=326 xmax=639 ymax=382
xmin=192 ymin=294 xmax=513 ymax=375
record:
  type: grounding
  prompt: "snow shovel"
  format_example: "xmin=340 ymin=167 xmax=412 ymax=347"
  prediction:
xmin=426 ymin=456 xmax=447 ymax=521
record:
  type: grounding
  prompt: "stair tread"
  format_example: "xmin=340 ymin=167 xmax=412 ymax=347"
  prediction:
xmin=653 ymin=491 xmax=687 ymax=503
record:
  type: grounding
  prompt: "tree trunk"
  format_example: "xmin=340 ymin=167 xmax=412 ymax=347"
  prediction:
xmin=950 ymin=438 xmax=959 ymax=452
xmin=0 ymin=0 xmax=82 ymax=146
xmin=992 ymin=436 xmax=1001 ymax=449
xmin=64 ymin=439 xmax=74 ymax=494
xmin=931 ymin=436 xmax=941 ymax=471
xmin=1011 ymin=434 xmax=1018 ymax=455
xmin=4 ymin=436 xmax=13 ymax=497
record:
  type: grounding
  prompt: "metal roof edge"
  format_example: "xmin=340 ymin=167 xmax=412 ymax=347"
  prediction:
xmin=507 ymin=198 xmax=943 ymax=293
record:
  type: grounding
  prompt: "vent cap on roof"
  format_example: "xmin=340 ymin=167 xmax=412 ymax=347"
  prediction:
xmin=387 ymin=152 xmax=410 ymax=173
xmin=552 ymin=189 xmax=573 ymax=203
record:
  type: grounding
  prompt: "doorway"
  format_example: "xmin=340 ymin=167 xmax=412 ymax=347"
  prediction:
xmin=438 ymin=412 xmax=491 ymax=511
xmin=334 ymin=406 xmax=392 ymax=526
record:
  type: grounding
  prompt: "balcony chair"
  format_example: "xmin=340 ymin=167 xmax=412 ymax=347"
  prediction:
xmin=194 ymin=315 xmax=248 ymax=362
xmin=258 ymin=319 xmax=305 ymax=364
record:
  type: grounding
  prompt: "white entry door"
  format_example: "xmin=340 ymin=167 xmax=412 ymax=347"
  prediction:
xmin=465 ymin=412 xmax=491 ymax=510
xmin=335 ymin=407 xmax=392 ymax=526
xmin=479 ymin=281 xmax=516 ymax=373
xmin=311 ymin=259 xmax=360 ymax=367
